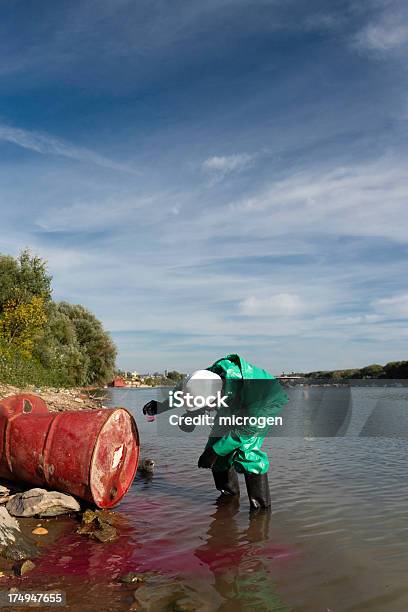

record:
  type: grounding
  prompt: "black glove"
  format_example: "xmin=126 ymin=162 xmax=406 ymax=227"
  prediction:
xmin=178 ymin=407 xmax=205 ymax=433
xmin=178 ymin=413 xmax=197 ymax=433
xmin=142 ymin=400 xmax=158 ymax=416
xmin=198 ymin=447 xmax=218 ymax=469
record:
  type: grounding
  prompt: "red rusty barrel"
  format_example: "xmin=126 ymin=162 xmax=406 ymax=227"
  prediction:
xmin=0 ymin=394 xmax=139 ymax=508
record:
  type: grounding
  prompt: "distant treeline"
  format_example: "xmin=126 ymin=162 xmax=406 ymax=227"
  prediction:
xmin=0 ymin=250 xmax=116 ymax=388
xmin=303 ymin=361 xmax=408 ymax=380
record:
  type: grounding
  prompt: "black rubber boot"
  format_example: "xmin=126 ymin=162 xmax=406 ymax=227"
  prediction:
xmin=244 ymin=472 xmax=271 ymax=510
xmin=212 ymin=468 xmax=240 ymax=497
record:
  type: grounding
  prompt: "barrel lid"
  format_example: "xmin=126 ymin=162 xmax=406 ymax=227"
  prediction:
xmin=89 ymin=408 xmax=139 ymax=508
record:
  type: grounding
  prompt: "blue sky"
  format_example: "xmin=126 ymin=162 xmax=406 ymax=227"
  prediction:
xmin=1 ymin=0 xmax=408 ymax=373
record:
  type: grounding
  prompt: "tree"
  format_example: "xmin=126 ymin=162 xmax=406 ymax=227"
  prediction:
xmin=0 ymin=249 xmax=52 ymax=312
xmin=360 ymin=364 xmax=384 ymax=378
xmin=0 ymin=296 xmax=48 ymax=357
xmin=167 ymin=370 xmax=185 ymax=382
xmin=53 ymin=302 xmax=117 ymax=385
xmin=384 ymin=361 xmax=408 ymax=379
xmin=33 ymin=303 xmax=90 ymax=386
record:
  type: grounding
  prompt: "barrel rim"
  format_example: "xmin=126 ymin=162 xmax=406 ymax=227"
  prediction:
xmin=89 ymin=406 xmax=139 ymax=508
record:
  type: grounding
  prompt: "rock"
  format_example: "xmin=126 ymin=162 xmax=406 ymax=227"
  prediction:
xmin=32 ymin=527 xmax=48 ymax=535
xmin=0 ymin=507 xmax=37 ymax=562
xmin=0 ymin=496 xmax=15 ymax=506
xmin=92 ymin=522 xmax=117 ymax=543
xmin=119 ymin=572 xmax=145 ymax=584
xmin=81 ymin=509 xmax=98 ymax=524
xmin=173 ymin=598 xmax=200 ymax=612
xmin=132 ymin=579 xmax=212 ymax=612
xmin=138 ymin=458 xmax=155 ymax=475
xmin=81 ymin=509 xmax=117 ymax=526
xmin=133 ymin=584 xmax=184 ymax=611
xmin=0 ymin=485 xmax=13 ymax=505
xmin=0 ymin=570 xmax=13 ymax=579
xmin=15 ymin=560 xmax=36 ymax=576
xmin=6 ymin=489 xmax=80 ymax=518
xmin=77 ymin=509 xmax=118 ymax=543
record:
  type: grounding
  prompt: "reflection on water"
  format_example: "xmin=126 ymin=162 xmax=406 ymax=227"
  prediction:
xmin=17 ymin=387 xmax=408 ymax=611
xmin=194 ymin=500 xmax=292 ymax=611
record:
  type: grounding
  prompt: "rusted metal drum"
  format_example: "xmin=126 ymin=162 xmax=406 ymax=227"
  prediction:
xmin=0 ymin=394 xmax=139 ymax=508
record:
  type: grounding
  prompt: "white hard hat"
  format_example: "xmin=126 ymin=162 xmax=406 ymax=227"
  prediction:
xmin=183 ymin=370 xmax=223 ymax=411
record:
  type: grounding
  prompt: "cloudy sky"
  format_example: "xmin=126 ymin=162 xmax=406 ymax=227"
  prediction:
xmin=1 ymin=0 xmax=408 ymax=373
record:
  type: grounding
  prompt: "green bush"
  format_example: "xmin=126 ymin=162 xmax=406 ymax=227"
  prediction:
xmin=0 ymin=250 xmax=117 ymax=388
xmin=360 ymin=364 xmax=384 ymax=378
xmin=0 ymin=340 xmax=69 ymax=388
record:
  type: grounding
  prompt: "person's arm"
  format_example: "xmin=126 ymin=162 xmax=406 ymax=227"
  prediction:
xmin=142 ymin=380 xmax=185 ymax=416
xmin=142 ymin=398 xmax=171 ymax=416
xmin=197 ymin=431 xmax=254 ymax=469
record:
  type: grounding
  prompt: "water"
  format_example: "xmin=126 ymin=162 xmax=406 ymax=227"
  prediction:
xmin=17 ymin=387 xmax=408 ymax=611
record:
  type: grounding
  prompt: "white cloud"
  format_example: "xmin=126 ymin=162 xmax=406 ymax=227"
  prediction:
xmin=372 ymin=293 xmax=408 ymax=318
xmin=34 ymin=188 xmax=186 ymax=232
xmin=357 ymin=23 xmax=408 ymax=52
xmin=226 ymin=156 xmax=408 ymax=242
xmin=240 ymin=293 xmax=305 ymax=317
xmin=336 ymin=314 xmax=384 ymax=325
xmin=354 ymin=6 xmax=408 ymax=53
xmin=0 ymin=124 xmax=137 ymax=174
xmin=202 ymin=153 xmax=256 ymax=182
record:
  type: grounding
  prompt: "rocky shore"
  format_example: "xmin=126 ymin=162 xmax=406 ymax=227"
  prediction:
xmin=0 ymin=385 xmax=110 ymax=580
xmin=0 ymin=483 xmax=124 ymax=580
xmin=0 ymin=384 xmax=105 ymax=412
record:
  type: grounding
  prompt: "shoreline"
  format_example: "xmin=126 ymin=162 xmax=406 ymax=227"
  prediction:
xmin=0 ymin=384 xmax=104 ymax=412
xmin=0 ymin=384 xmax=126 ymax=581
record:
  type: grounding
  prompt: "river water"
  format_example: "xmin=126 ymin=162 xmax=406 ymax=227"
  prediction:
xmin=15 ymin=386 xmax=408 ymax=611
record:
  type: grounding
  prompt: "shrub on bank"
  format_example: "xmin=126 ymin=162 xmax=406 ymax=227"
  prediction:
xmin=0 ymin=340 xmax=69 ymax=388
xmin=0 ymin=250 xmax=117 ymax=388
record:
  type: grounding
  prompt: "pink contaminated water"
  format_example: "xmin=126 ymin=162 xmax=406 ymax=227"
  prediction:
xmin=29 ymin=493 xmax=295 ymax=582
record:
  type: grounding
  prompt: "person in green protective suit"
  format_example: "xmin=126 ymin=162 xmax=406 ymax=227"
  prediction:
xmin=196 ymin=354 xmax=289 ymax=509
xmin=143 ymin=354 xmax=289 ymax=510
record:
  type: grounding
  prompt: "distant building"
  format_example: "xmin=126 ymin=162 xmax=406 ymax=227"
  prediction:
xmin=109 ymin=377 xmax=126 ymax=388
xmin=278 ymin=374 xmax=303 ymax=380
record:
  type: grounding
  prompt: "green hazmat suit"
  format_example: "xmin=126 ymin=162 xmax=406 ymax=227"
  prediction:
xmin=204 ymin=354 xmax=289 ymax=475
